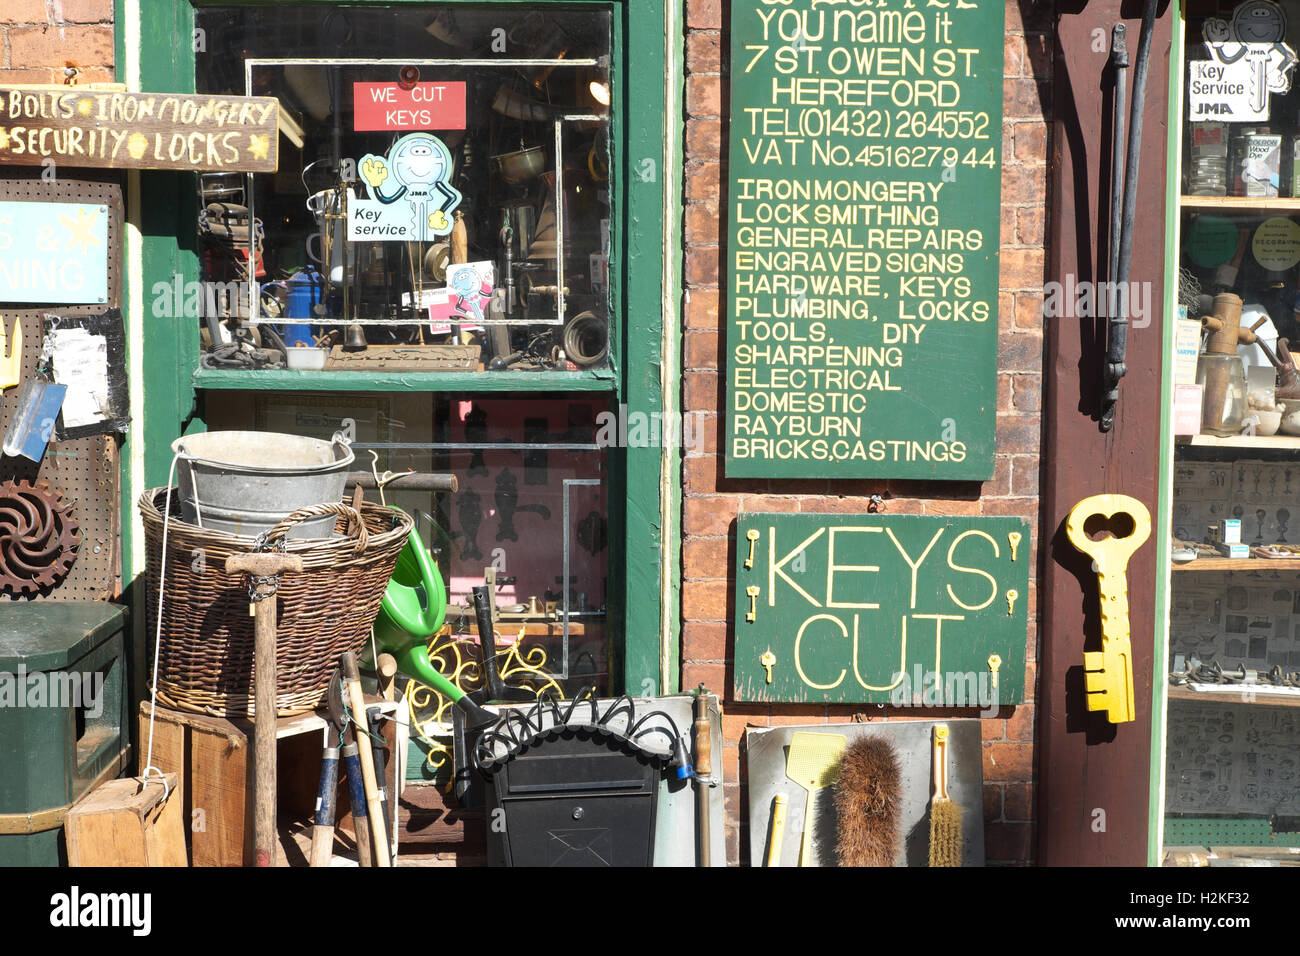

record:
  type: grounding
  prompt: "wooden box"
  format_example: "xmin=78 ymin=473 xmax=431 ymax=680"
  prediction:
xmin=138 ymin=702 xmax=326 ymax=866
xmin=65 ymin=774 xmax=186 ymax=867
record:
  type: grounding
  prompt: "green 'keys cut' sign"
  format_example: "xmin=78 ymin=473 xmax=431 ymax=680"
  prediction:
xmin=734 ymin=513 xmax=1029 ymax=705
xmin=725 ymin=0 xmax=1004 ymax=480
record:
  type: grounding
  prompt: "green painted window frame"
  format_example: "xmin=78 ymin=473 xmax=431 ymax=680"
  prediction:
xmin=115 ymin=0 xmax=682 ymax=695
xmin=1152 ymin=0 xmax=1182 ymax=866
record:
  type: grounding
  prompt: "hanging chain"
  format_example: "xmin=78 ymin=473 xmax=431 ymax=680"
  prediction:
xmin=247 ymin=573 xmax=281 ymax=603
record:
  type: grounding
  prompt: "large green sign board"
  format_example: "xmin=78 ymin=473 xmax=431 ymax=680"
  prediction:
xmin=734 ymin=513 xmax=1029 ymax=705
xmin=725 ymin=0 xmax=1004 ymax=479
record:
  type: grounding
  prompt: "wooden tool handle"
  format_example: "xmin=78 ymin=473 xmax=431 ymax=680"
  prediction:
xmin=799 ymin=792 xmax=816 ymax=867
xmin=224 ymin=553 xmax=304 ymax=575
xmin=340 ymin=737 xmax=372 ymax=868
xmin=341 ymin=652 xmax=390 ymax=867
xmin=376 ymin=653 xmax=398 ymax=702
xmin=693 ymin=692 xmax=712 ymax=778
xmin=251 ymin=587 xmax=288 ymax=867
xmin=767 ymin=793 xmax=788 ymax=867
xmin=932 ymin=725 xmax=950 ymax=801
xmin=309 ymin=746 xmax=339 ymax=868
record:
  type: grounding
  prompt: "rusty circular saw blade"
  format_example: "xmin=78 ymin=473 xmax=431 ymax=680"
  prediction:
xmin=0 ymin=479 xmax=80 ymax=596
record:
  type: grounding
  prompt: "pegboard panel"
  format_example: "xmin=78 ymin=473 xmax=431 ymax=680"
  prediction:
xmin=0 ymin=176 xmax=123 ymax=601
xmin=1164 ymin=816 xmax=1300 ymax=849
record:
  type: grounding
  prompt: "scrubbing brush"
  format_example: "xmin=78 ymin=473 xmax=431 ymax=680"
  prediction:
xmin=928 ymin=724 xmax=963 ymax=867
xmin=833 ymin=735 xmax=902 ymax=866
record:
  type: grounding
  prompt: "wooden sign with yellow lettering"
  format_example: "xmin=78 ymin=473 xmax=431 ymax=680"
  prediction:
xmin=725 ymin=0 xmax=1004 ymax=480
xmin=734 ymin=513 xmax=1029 ymax=705
xmin=0 ymin=89 xmax=278 ymax=173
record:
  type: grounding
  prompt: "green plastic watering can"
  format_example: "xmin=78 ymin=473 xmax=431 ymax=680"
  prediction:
xmin=373 ymin=522 xmax=494 ymax=727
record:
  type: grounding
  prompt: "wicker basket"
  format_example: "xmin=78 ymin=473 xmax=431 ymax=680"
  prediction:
xmin=140 ymin=486 xmax=413 ymax=717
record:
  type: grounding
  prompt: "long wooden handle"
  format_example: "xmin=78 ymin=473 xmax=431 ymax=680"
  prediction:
xmin=693 ymin=691 xmax=712 ymax=868
xmin=341 ymin=652 xmax=389 ymax=867
xmin=253 ymin=599 xmax=279 ymax=867
xmin=799 ymin=791 xmax=815 ymax=867
xmin=376 ymin=653 xmax=398 ymax=702
xmin=767 ymin=793 xmax=788 ymax=867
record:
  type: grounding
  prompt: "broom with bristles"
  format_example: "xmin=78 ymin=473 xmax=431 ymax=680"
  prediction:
xmin=928 ymin=724 xmax=963 ymax=867
xmin=833 ymin=736 xmax=902 ymax=866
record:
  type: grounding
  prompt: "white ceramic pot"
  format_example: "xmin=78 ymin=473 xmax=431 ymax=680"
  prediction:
xmin=1255 ymin=410 xmax=1282 ymax=436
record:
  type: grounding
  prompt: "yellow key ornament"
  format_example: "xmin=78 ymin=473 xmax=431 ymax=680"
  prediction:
xmin=1065 ymin=494 xmax=1152 ymax=725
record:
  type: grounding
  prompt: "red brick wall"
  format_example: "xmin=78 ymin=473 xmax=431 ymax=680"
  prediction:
xmin=681 ymin=0 xmax=1052 ymax=865
xmin=0 ymin=0 xmax=114 ymax=86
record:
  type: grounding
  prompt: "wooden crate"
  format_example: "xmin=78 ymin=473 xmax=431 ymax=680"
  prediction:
xmin=138 ymin=702 xmax=326 ymax=866
xmin=138 ymin=700 xmax=402 ymax=866
xmin=65 ymin=773 xmax=186 ymax=867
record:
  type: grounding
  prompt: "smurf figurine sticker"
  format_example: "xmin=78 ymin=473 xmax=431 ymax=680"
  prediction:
xmin=1190 ymin=0 xmax=1298 ymax=120
xmin=349 ymin=133 xmax=462 ymax=241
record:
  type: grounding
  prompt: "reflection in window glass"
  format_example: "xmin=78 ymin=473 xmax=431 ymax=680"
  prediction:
xmin=210 ymin=390 xmax=611 ymax=701
xmin=195 ymin=5 xmax=612 ymax=375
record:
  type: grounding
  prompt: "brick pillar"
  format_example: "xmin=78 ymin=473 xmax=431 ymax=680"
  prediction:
xmin=681 ymin=0 xmax=1053 ymax=866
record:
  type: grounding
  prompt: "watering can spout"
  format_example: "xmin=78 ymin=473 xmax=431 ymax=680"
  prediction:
xmin=393 ymin=642 xmax=447 ymax=694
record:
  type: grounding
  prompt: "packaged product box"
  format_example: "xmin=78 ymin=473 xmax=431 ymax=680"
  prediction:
xmin=1173 ymin=383 xmax=1203 ymax=435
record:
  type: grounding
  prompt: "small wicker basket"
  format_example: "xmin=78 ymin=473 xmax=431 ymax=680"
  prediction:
xmin=140 ymin=486 xmax=413 ymax=717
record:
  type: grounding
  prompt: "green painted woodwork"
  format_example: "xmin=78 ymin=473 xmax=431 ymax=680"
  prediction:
xmin=723 ymin=0 xmax=1004 ymax=480
xmin=0 ymin=603 xmax=128 ymax=867
xmin=733 ymin=512 xmax=1030 ymax=704
xmin=122 ymin=0 xmax=675 ymax=699
xmin=1152 ymin=0 xmax=1184 ymax=869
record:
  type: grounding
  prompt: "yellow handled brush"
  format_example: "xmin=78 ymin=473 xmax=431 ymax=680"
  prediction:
xmin=928 ymin=724 xmax=962 ymax=867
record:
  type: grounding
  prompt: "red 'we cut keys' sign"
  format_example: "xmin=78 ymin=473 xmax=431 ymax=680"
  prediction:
xmin=353 ymin=82 xmax=466 ymax=131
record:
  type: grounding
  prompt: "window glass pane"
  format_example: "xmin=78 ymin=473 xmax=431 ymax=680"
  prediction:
xmin=205 ymin=390 xmax=611 ymax=703
xmin=1172 ymin=0 xmax=1300 ymax=829
xmin=195 ymin=5 xmax=612 ymax=375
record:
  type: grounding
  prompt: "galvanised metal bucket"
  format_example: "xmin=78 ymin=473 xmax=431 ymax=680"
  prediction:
xmin=171 ymin=430 xmax=354 ymax=539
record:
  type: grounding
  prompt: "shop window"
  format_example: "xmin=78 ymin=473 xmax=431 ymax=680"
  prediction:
xmin=189 ymin=4 xmax=627 ymax=707
xmin=126 ymin=0 xmax=667 ymax=708
xmin=194 ymin=4 xmax=612 ymax=376
xmin=1168 ymin=0 xmax=1300 ymax=852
